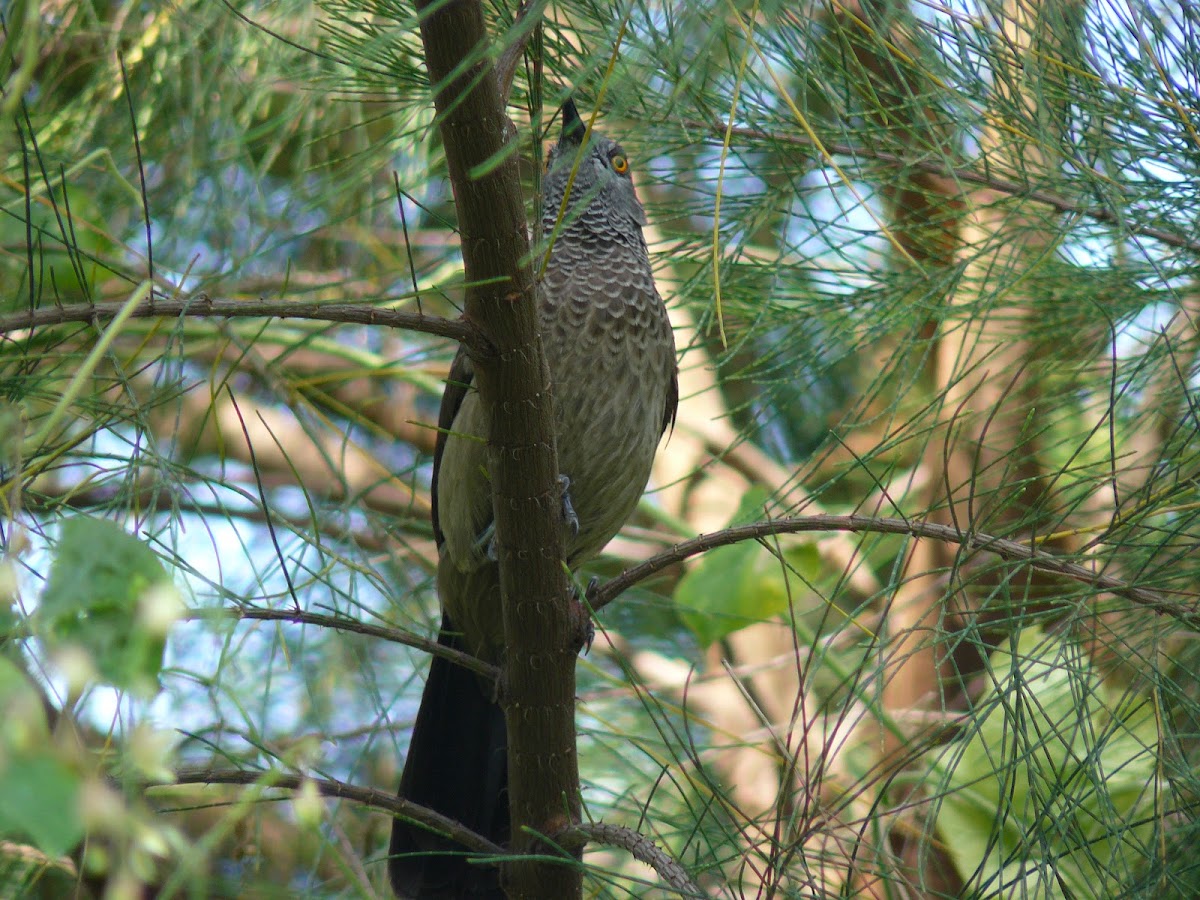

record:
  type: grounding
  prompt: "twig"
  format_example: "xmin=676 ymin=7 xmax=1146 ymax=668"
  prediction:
xmin=0 ymin=295 xmax=479 ymax=348
xmin=592 ymin=514 xmax=1195 ymax=624
xmin=164 ymin=767 xmax=504 ymax=857
xmin=494 ymin=0 xmax=548 ymax=107
xmin=573 ymin=822 xmax=705 ymax=898
xmin=198 ymin=607 xmax=499 ymax=681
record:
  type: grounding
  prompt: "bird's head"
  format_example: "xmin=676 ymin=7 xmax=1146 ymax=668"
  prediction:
xmin=542 ymin=100 xmax=647 ymax=240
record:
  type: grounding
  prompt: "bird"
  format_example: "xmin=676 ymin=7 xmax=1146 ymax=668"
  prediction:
xmin=388 ymin=98 xmax=678 ymax=899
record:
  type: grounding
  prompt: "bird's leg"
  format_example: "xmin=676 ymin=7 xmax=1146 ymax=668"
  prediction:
xmin=558 ymin=474 xmax=580 ymax=537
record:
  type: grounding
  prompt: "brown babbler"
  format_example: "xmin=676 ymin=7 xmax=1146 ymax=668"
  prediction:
xmin=388 ymin=100 xmax=678 ymax=899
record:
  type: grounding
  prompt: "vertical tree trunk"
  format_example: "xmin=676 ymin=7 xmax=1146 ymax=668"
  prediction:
xmin=413 ymin=3 xmax=582 ymax=897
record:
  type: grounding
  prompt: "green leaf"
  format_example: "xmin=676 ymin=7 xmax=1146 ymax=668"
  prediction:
xmin=0 ymin=755 xmax=83 ymax=859
xmin=929 ymin=629 xmax=1159 ymax=898
xmin=0 ymin=655 xmax=50 ymax=754
xmin=39 ymin=517 xmax=175 ymax=695
xmin=674 ymin=488 xmax=821 ymax=647
xmin=0 ymin=656 xmax=84 ymax=858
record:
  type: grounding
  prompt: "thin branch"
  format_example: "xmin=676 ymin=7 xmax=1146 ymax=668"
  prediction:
xmin=28 ymin=472 xmax=430 ymax=543
xmin=202 ymin=607 xmax=499 ymax=681
xmin=164 ymin=765 xmax=705 ymax=893
xmin=164 ymin=767 xmax=504 ymax=857
xmin=0 ymin=295 xmax=479 ymax=347
xmin=686 ymin=119 xmax=1200 ymax=255
xmin=592 ymin=514 xmax=1195 ymax=624
xmin=494 ymin=0 xmax=548 ymax=106
xmin=30 ymin=483 xmax=403 ymax=552
xmin=572 ymin=822 xmax=705 ymax=898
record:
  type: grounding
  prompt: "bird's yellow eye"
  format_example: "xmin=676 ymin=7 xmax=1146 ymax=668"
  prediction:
xmin=610 ymin=154 xmax=629 ymax=174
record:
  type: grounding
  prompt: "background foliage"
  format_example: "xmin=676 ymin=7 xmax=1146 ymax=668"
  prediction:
xmin=2 ymin=0 xmax=1199 ymax=896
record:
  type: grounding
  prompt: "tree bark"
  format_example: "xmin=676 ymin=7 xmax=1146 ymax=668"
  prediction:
xmin=413 ymin=2 xmax=582 ymax=897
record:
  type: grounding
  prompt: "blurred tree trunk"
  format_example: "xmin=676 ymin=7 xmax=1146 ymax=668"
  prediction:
xmin=883 ymin=0 xmax=1083 ymax=722
xmin=870 ymin=0 xmax=1083 ymax=891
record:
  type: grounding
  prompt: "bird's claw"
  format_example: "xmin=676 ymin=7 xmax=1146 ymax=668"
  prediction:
xmin=475 ymin=477 xmax=577 ymax=562
xmin=580 ymin=618 xmax=596 ymax=654
xmin=572 ymin=576 xmax=600 ymax=654
xmin=559 ymin=474 xmax=580 ymax=537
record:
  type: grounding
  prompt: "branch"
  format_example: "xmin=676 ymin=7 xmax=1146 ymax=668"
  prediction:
xmin=30 ymin=481 xmax=420 ymax=553
xmin=0 ymin=295 xmax=478 ymax=347
xmin=687 ymin=119 xmax=1200 ymax=255
xmin=494 ymin=0 xmax=548 ymax=106
xmin=206 ymin=606 xmax=499 ymax=681
xmin=572 ymin=822 xmax=704 ymax=898
xmin=155 ymin=773 xmax=707 ymax=891
xmin=165 ymin=767 xmax=504 ymax=857
xmin=592 ymin=514 xmax=1196 ymax=625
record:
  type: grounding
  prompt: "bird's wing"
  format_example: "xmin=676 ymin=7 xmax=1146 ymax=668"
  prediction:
xmin=662 ymin=366 xmax=679 ymax=438
xmin=431 ymin=345 xmax=475 ymax=549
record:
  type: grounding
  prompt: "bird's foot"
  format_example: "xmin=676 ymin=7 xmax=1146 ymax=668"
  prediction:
xmin=569 ymin=576 xmax=599 ymax=654
xmin=558 ymin=474 xmax=580 ymax=537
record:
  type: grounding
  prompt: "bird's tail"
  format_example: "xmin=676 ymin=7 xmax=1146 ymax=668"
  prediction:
xmin=389 ymin=617 xmax=509 ymax=899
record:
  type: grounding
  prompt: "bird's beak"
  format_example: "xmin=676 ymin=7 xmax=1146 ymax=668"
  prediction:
xmin=561 ymin=99 xmax=586 ymax=145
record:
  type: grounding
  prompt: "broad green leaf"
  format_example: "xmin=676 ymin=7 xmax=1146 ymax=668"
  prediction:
xmin=675 ymin=488 xmax=822 ymax=646
xmin=0 ymin=656 xmax=84 ymax=858
xmin=929 ymin=629 xmax=1159 ymax=898
xmin=0 ymin=755 xmax=83 ymax=859
xmin=0 ymin=655 xmax=50 ymax=754
xmin=39 ymin=517 xmax=176 ymax=695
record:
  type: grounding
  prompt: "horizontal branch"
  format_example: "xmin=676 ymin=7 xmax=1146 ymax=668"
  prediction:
xmin=32 ymin=483 xmax=409 ymax=553
xmin=165 ymin=766 xmax=503 ymax=856
xmin=163 ymin=770 xmax=699 ymax=890
xmin=592 ymin=514 xmax=1196 ymax=625
xmin=691 ymin=119 xmax=1200 ymax=255
xmin=196 ymin=607 xmax=499 ymax=681
xmin=0 ymin=295 xmax=479 ymax=347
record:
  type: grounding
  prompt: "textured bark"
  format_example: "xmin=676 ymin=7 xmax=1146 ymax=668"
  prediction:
xmin=412 ymin=2 xmax=581 ymax=898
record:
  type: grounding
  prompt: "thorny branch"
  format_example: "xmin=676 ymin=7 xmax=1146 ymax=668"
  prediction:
xmin=571 ymin=823 xmax=704 ymax=898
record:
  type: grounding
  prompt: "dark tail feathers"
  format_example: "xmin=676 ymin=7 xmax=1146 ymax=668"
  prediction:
xmin=389 ymin=618 xmax=508 ymax=898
